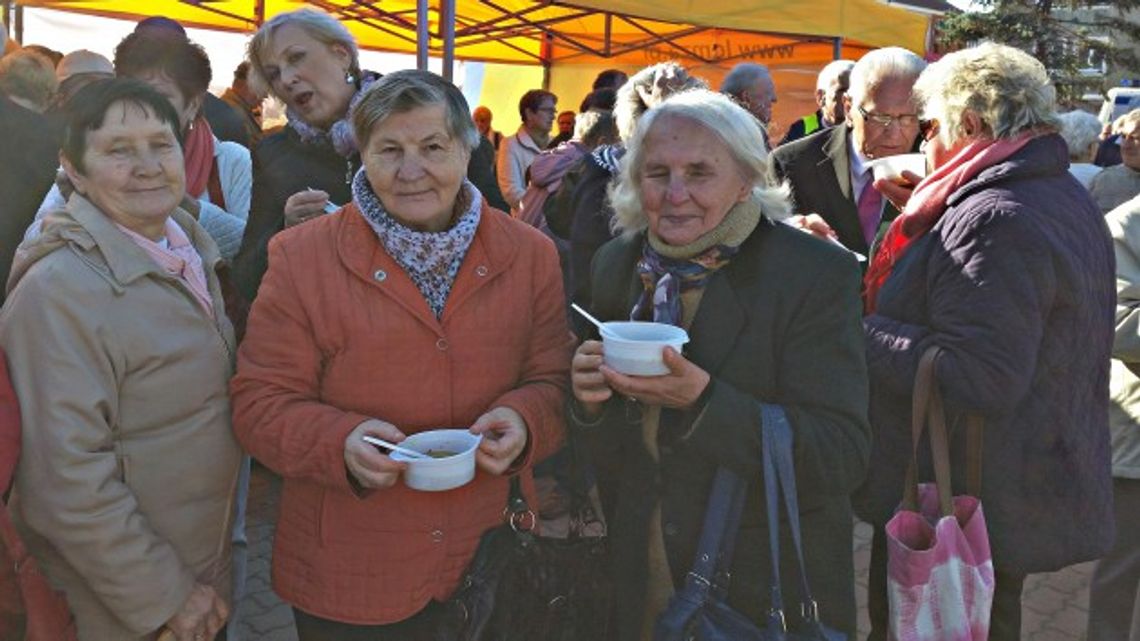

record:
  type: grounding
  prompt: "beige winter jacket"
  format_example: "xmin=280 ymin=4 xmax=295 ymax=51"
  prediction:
xmin=1106 ymin=194 xmax=1140 ymax=479
xmin=0 ymin=194 xmax=241 ymax=640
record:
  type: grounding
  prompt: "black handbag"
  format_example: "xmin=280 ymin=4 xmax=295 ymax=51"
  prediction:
xmin=436 ymin=474 xmax=612 ymax=641
xmin=654 ymin=403 xmax=847 ymax=641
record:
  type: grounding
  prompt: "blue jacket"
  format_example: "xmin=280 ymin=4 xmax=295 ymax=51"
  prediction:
xmin=858 ymin=133 xmax=1117 ymax=574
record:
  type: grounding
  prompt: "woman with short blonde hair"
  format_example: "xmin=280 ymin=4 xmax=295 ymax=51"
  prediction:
xmin=860 ymin=42 xmax=1115 ymax=640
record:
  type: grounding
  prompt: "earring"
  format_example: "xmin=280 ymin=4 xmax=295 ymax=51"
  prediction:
xmin=345 ymin=70 xmax=357 ymax=84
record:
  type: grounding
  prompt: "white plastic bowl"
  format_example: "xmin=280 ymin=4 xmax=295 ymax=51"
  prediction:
xmin=389 ymin=429 xmax=482 ymax=492
xmin=601 ymin=321 xmax=690 ymax=376
xmin=868 ymin=153 xmax=927 ymax=184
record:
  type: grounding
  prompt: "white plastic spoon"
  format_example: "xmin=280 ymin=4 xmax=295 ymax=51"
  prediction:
xmin=571 ymin=303 xmax=614 ymax=337
xmin=362 ymin=435 xmax=430 ymax=460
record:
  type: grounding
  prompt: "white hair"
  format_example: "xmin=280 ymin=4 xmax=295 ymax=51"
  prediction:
xmin=914 ymin=42 xmax=1059 ymax=144
xmin=817 ymin=60 xmax=855 ymax=92
xmin=608 ymin=89 xmax=791 ymax=236
xmin=1057 ymin=110 xmax=1103 ymax=160
xmin=720 ymin=62 xmax=773 ymax=99
xmin=847 ymin=47 xmax=926 ymax=106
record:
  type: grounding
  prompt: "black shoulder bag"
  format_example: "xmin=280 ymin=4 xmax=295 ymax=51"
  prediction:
xmin=654 ymin=403 xmax=846 ymax=641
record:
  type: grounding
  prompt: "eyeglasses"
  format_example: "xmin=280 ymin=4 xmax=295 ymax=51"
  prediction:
xmin=857 ymin=105 xmax=921 ymax=130
xmin=919 ymin=118 xmax=940 ymax=142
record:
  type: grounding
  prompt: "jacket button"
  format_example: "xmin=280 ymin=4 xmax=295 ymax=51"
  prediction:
xmin=373 ymin=269 xmax=387 ymax=282
xmin=436 ymin=338 xmax=449 ymax=351
xmin=475 ymin=265 xmax=488 ymax=277
xmin=663 ymin=522 xmax=678 ymax=537
xmin=431 ymin=529 xmax=444 ymax=543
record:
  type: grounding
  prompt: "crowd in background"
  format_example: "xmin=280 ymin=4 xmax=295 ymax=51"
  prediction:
xmin=1 ymin=8 xmax=1140 ymax=641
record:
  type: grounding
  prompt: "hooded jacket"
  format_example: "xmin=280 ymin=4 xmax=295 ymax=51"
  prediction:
xmin=0 ymin=194 xmax=241 ymax=640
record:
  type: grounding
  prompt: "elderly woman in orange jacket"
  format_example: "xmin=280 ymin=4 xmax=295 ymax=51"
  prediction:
xmin=230 ymin=69 xmax=570 ymax=640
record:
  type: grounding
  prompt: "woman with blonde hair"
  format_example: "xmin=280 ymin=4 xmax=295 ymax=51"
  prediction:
xmin=861 ymin=42 xmax=1115 ymax=640
xmin=234 ymin=8 xmax=378 ymax=301
xmin=571 ymin=88 xmax=869 ymax=639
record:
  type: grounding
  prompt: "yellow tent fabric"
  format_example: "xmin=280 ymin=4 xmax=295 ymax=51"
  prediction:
xmin=14 ymin=0 xmax=930 ymax=138
xmin=13 ymin=0 xmax=931 ymax=64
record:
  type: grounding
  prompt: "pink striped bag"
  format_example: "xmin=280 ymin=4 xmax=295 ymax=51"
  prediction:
xmin=885 ymin=346 xmax=994 ymax=641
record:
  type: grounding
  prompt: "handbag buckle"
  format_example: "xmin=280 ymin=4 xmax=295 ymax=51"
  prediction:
xmin=508 ymin=509 xmax=537 ymax=533
xmin=685 ymin=571 xmax=711 ymax=589
xmin=801 ymin=599 xmax=820 ymax=622
xmin=769 ymin=608 xmax=787 ymax=632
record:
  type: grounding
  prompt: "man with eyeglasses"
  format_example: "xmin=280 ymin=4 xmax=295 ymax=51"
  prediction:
xmin=770 ymin=47 xmax=927 ymax=257
xmin=497 ymin=88 xmax=558 ymax=216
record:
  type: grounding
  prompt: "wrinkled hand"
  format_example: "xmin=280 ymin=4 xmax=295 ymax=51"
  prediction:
xmin=601 ymin=347 xmax=710 ymax=410
xmin=571 ymin=340 xmax=611 ymax=419
xmin=873 ymin=170 xmax=922 ymax=211
xmin=284 ymin=189 xmax=331 ymax=227
xmin=469 ymin=407 xmax=528 ymax=475
xmin=164 ymin=583 xmax=227 ymax=641
xmin=788 ymin=214 xmax=837 ymax=241
xmin=344 ymin=419 xmax=408 ymax=489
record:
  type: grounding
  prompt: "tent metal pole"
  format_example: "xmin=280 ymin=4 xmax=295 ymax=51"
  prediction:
xmin=416 ymin=0 xmax=429 ymax=71
xmin=604 ymin=13 xmax=611 ymax=57
xmin=254 ymin=0 xmax=265 ymax=27
xmin=13 ymin=3 xmax=21 ymax=44
xmin=441 ymin=0 xmax=456 ymax=81
xmin=833 ymin=37 xmax=842 ymax=60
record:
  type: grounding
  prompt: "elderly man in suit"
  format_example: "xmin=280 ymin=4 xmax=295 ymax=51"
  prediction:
xmin=770 ymin=47 xmax=926 ymax=257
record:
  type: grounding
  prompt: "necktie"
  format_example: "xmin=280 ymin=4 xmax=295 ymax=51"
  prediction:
xmin=857 ymin=171 xmax=884 ymax=246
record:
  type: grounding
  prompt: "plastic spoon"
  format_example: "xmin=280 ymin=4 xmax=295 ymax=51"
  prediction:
xmin=362 ymin=435 xmax=430 ymax=460
xmin=571 ymin=303 xmax=614 ymax=337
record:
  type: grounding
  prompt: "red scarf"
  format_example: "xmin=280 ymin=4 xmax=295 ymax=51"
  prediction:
xmin=182 ymin=116 xmax=216 ymax=199
xmin=862 ymin=132 xmax=1036 ymax=313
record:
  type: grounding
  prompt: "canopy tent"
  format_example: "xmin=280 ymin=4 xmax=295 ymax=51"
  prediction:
xmin=9 ymin=0 xmax=936 ymax=137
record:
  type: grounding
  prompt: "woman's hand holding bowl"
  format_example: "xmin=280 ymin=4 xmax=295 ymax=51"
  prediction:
xmin=344 ymin=419 xmax=409 ymax=489
xmin=574 ymin=341 xmax=710 ymax=411
xmin=605 ymin=346 xmax=709 ymax=410
xmin=469 ymin=407 xmax=528 ymax=475
xmin=873 ymin=170 xmax=922 ymax=211
xmin=572 ymin=340 xmax=612 ymax=418
xmin=284 ymin=188 xmax=331 ymax=227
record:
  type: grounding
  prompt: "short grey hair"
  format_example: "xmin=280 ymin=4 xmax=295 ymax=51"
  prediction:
xmin=247 ymin=8 xmax=360 ymax=101
xmin=817 ymin=59 xmax=855 ymax=92
xmin=720 ymin=63 xmax=772 ymax=99
xmin=608 ymin=89 xmax=791 ymax=236
xmin=1057 ymin=110 xmax=1102 ymax=160
xmin=352 ymin=69 xmax=480 ymax=153
xmin=574 ymin=110 xmax=618 ymax=148
xmin=847 ymin=47 xmax=926 ymax=106
xmin=613 ymin=61 xmax=707 ymax=142
xmin=914 ymin=42 xmax=1058 ymax=144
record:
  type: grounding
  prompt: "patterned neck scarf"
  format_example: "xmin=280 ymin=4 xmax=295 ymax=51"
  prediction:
xmin=287 ymin=73 xmax=379 ymax=158
xmin=631 ymin=199 xmax=762 ymax=326
xmin=352 ymin=168 xmax=482 ymax=318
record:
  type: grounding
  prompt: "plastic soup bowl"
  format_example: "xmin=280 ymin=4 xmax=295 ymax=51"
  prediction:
xmin=868 ymin=153 xmax=927 ymax=184
xmin=602 ymin=321 xmax=690 ymax=376
xmin=389 ymin=429 xmax=483 ymax=491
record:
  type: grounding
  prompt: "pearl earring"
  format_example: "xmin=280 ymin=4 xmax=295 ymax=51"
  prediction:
xmin=345 ymin=70 xmax=356 ymax=84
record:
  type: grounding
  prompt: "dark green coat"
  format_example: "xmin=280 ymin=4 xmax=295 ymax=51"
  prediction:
xmin=573 ymin=218 xmax=870 ymax=638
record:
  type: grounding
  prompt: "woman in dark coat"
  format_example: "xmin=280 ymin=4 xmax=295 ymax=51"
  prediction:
xmin=860 ymin=43 xmax=1117 ymax=641
xmin=570 ymin=89 xmax=870 ymax=640
xmin=234 ymin=8 xmax=376 ymax=301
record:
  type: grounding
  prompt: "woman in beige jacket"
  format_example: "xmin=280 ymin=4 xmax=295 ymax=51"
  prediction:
xmin=0 ymin=79 xmax=241 ymax=641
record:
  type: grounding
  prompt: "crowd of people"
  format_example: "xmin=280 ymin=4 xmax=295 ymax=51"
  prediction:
xmin=1 ymin=7 xmax=1139 ymax=641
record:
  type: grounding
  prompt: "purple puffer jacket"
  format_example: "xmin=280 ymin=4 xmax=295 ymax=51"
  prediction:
xmin=858 ymin=133 xmax=1117 ymax=574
